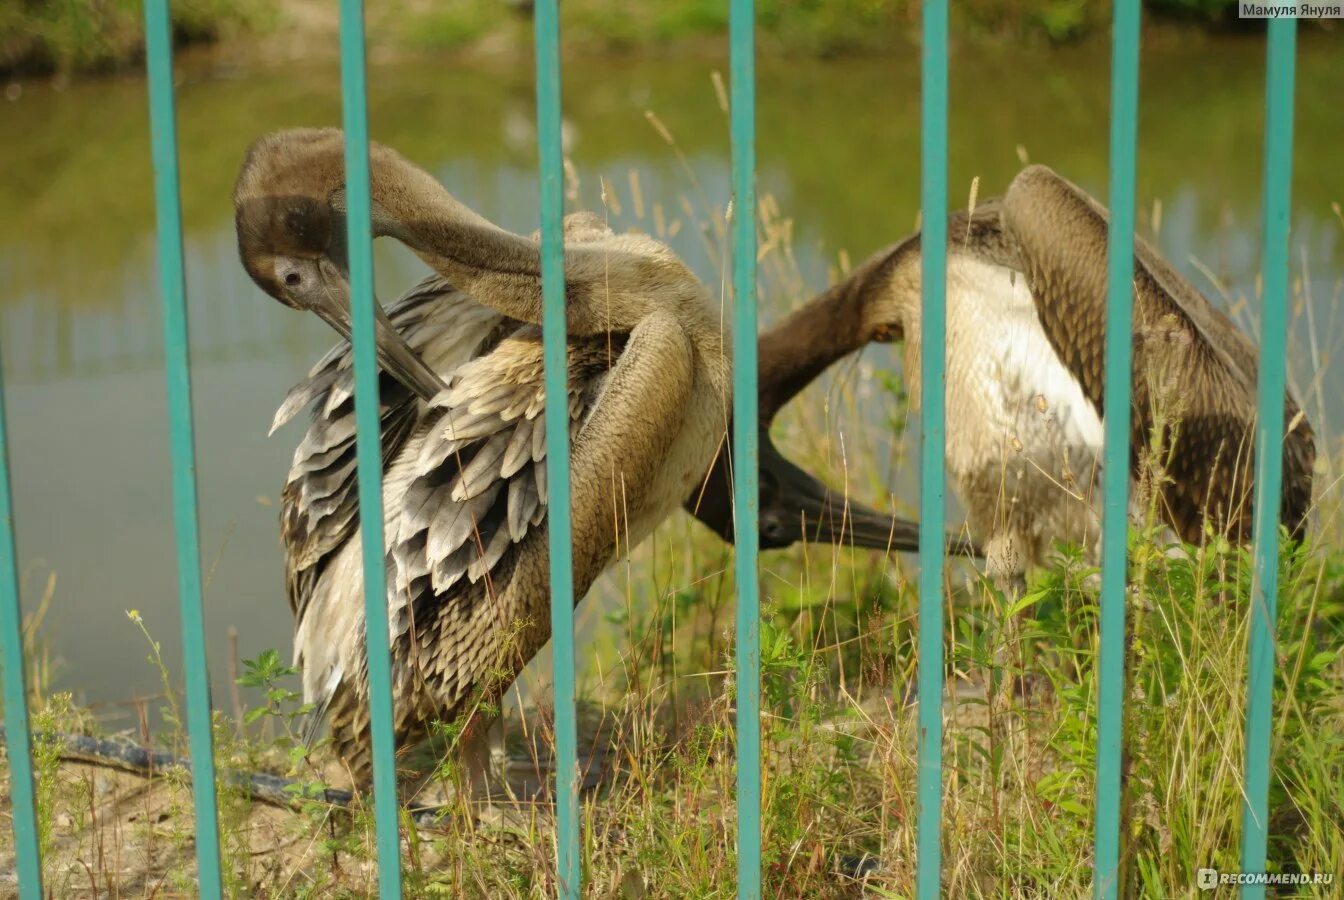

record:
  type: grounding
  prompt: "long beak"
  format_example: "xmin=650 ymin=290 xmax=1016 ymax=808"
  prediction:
xmin=763 ymin=439 xmax=980 ymax=558
xmin=312 ymin=258 xmax=449 ymax=401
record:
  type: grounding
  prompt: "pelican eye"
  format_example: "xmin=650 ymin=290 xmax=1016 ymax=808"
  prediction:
xmin=284 ymin=271 xmax=302 ymax=288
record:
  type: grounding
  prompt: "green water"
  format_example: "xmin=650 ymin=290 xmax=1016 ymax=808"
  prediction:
xmin=1 ymin=37 xmax=1340 ymax=711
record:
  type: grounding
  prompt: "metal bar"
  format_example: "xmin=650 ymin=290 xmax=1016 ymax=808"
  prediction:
xmin=1093 ymin=2 xmax=1142 ymax=897
xmin=336 ymin=3 xmax=404 ymax=896
xmin=0 ymin=323 xmax=42 ymax=900
xmin=914 ymin=1 xmax=947 ymax=896
xmin=142 ymin=3 xmax=224 ymax=896
xmin=1240 ymin=20 xmax=1296 ymax=899
xmin=729 ymin=0 xmax=760 ymax=897
xmin=532 ymin=2 xmax=580 ymax=896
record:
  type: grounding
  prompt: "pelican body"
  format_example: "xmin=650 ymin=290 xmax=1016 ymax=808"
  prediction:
xmin=1001 ymin=166 xmax=1314 ymax=545
xmin=875 ymin=198 xmax=1108 ymax=582
xmin=830 ymin=165 xmax=1314 ymax=585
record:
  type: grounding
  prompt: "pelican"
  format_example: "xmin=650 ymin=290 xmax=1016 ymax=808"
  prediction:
xmin=234 ymin=128 xmax=735 ymax=785
xmin=807 ymin=164 xmax=1315 ymax=592
xmin=1001 ymin=165 xmax=1314 ymax=545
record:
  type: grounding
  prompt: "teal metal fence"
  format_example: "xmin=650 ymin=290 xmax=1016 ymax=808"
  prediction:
xmin=533 ymin=2 xmax=581 ymax=895
xmin=729 ymin=1 xmax=763 ymax=896
xmin=1242 ymin=21 xmax=1298 ymax=900
xmin=0 ymin=224 xmax=43 ymax=900
xmin=145 ymin=2 xmax=225 ymax=897
xmin=1095 ymin=3 xmax=1141 ymax=897
xmin=337 ymin=2 xmax=405 ymax=895
xmin=0 ymin=2 xmax=1302 ymax=898
xmin=914 ymin=4 xmax=948 ymax=897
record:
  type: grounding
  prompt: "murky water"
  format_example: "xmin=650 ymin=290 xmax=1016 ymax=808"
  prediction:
xmin=1 ymin=37 xmax=1341 ymax=713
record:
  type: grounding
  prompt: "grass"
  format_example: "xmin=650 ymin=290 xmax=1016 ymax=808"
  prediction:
xmin=7 ymin=511 xmax=1341 ymax=895
xmin=2 ymin=122 xmax=1342 ymax=897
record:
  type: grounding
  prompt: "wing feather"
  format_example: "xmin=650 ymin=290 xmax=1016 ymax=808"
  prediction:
xmin=500 ymin=419 xmax=534 ymax=478
xmin=390 ymin=332 xmax=623 ymax=614
xmin=507 ymin=476 xmax=540 ymax=541
xmin=427 ymin=481 xmax=502 ymax=566
xmin=451 ymin=431 xmax=512 ymax=502
xmin=276 ymin=277 xmax=504 ymax=622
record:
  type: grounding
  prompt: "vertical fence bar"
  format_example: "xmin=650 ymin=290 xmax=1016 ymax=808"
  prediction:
xmin=1093 ymin=2 xmax=1142 ymax=898
xmin=142 ymin=3 xmax=224 ymax=896
xmin=729 ymin=1 xmax=760 ymax=898
xmin=532 ymin=2 xmax=580 ymax=896
xmin=0 ymin=351 xmax=41 ymax=898
xmin=1240 ymin=19 xmax=1296 ymax=898
xmin=914 ymin=1 xmax=947 ymax=896
xmin=336 ymin=3 xmax=404 ymax=896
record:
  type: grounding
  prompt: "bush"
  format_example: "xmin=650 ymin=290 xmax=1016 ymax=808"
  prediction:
xmin=0 ymin=0 xmax=272 ymax=76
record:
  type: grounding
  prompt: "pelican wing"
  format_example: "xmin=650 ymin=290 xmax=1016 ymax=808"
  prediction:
xmin=1000 ymin=164 xmax=1314 ymax=538
xmin=1000 ymin=166 xmax=1257 ymax=405
xmin=388 ymin=329 xmax=624 ymax=624
xmin=279 ymin=374 xmax=417 ymax=621
xmin=276 ymin=276 xmax=507 ymax=622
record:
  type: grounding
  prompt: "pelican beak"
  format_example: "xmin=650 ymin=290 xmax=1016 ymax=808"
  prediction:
xmin=761 ymin=439 xmax=980 ymax=558
xmin=685 ymin=432 xmax=980 ymax=557
xmin=309 ymin=257 xmax=448 ymax=402
xmin=760 ymin=439 xmax=913 ymax=551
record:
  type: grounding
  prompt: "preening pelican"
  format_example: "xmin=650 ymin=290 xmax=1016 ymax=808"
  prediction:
xmin=826 ymin=164 xmax=1314 ymax=590
xmin=234 ymin=128 xmax=732 ymax=784
xmin=236 ymin=128 xmax=968 ymax=788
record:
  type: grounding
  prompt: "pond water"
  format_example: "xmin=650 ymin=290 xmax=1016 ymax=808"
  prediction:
xmin=1 ymin=36 xmax=1341 ymax=716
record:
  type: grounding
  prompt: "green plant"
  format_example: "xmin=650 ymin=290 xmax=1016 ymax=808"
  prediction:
xmin=127 ymin=607 xmax=184 ymax=741
xmin=31 ymin=693 xmax=72 ymax=874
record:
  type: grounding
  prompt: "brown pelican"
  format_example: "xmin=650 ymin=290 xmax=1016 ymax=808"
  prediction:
xmin=235 ymin=128 xmax=734 ymax=784
xmin=819 ymin=164 xmax=1315 ymax=591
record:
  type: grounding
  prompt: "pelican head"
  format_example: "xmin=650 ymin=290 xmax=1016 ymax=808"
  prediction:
xmin=233 ymin=128 xmax=447 ymax=400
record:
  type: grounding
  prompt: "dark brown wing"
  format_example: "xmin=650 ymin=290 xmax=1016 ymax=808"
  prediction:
xmin=1001 ymin=164 xmax=1315 ymax=540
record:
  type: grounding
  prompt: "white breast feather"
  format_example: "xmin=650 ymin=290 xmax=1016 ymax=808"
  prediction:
xmin=939 ymin=255 xmax=1105 ymax=571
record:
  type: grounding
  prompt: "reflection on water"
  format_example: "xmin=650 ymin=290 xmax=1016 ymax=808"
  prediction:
xmin=1 ymin=38 xmax=1341 ymax=711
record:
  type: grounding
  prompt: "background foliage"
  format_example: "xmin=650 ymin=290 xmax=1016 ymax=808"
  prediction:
xmin=0 ymin=0 xmax=271 ymax=74
xmin=0 ymin=0 xmax=1268 ymax=77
